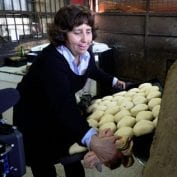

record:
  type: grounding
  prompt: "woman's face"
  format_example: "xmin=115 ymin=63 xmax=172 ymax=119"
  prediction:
xmin=66 ymin=23 xmax=92 ymax=58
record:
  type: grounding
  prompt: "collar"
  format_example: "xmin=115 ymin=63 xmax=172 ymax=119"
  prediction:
xmin=56 ymin=45 xmax=90 ymax=64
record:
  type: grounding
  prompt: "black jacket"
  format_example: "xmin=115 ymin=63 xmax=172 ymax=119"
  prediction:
xmin=13 ymin=44 xmax=114 ymax=165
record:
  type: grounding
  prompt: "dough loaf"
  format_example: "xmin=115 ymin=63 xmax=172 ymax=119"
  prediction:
xmin=87 ymin=110 xmax=104 ymax=121
xmin=136 ymin=111 xmax=154 ymax=122
xmin=69 ymin=143 xmax=87 ymax=155
xmin=104 ymin=105 xmax=120 ymax=115
xmin=114 ymin=126 xmax=134 ymax=138
xmin=130 ymin=104 xmax=148 ymax=116
xmin=117 ymin=116 xmax=136 ymax=128
xmin=99 ymin=122 xmax=117 ymax=132
xmin=133 ymin=119 xmax=154 ymax=136
xmin=114 ymin=109 xmax=131 ymax=123
xmin=152 ymin=104 xmax=161 ymax=117
xmin=148 ymin=97 xmax=161 ymax=110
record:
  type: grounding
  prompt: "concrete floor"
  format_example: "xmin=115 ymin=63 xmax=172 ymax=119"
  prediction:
xmin=23 ymin=157 xmax=144 ymax=177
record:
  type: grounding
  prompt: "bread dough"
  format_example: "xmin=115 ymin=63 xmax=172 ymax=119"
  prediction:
xmin=126 ymin=91 xmax=136 ymax=97
xmin=106 ymin=101 xmax=117 ymax=108
xmin=146 ymin=85 xmax=159 ymax=95
xmin=91 ymin=98 xmax=102 ymax=105
xmin=130 ymin=104 xmax=148 ymax=117
xmin=152 ymin=104 xmax=161 ymax=117
xmin=95 ymin=105 xmax=107 ymax=111
xmin=69 ymin=143 xmax=87 ymax=155
xmin=120 ymin=100 xmax=134 ymax=110
xmin=114 ymin=127 xmax=134 ymax=138
xmin=117 ymin=116 xmax=136 ymax=128
xmin=112 ymin=95 xmax=125 ymax=105
xmin=87 ymin=110 xmax=104 ymax=121
xmin=147 ymin=90 xmax=161 ymax=101
xmin=98 ymin=114 xmax=114 ymax=127
xmin=134 ymin=92 xmax=146 ymax=97
xmin=104 ymin=105 xmax=120 ymax=115
xmin=133 ymin=119 xmax=155 ymax=136
xmin=132 ymin=95 xmax=147 ymax=105
xmin=113 ymin=91 xmax=127 ymax=97
xmin=114 ymin=109 xmax=131 ymax=123
xmin=87 ymin=119 xmax=98 ymax=128
xmin=136 ymin=111 xmax=154 ymax=122
xmin=153 ymin=117 xmax=158 ymax=127
xmin=100 ymin=100 xmax=112 ymax=106
xmin=102 ymin=95 xmax=113 ymax=101
xmin=128 ymin=88 xmax=140 ymax=93
xmin=148 ymin=97 xmax=161 ymax=110
xmin=87 ymin=103 xmax=98 ymax=113
xmin=99 ymin=122 xmax=117 ymax=132
xmin=138 ymin=83 xmax=152 ymax=89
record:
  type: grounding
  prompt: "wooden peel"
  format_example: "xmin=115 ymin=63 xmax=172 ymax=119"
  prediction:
xmin=115 ymin=136 xmax=131 ymax=150
xmin=115 ymin=136 xmax=135 ymax=167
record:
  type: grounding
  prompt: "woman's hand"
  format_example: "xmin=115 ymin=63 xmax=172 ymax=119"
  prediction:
xmin=84 ymin=129 xmax=117 ymax=171
xmin=84 ymin=129 xmax=133 ymax=170
xmin=89 ymin=133 xmax=118 ymax=165
xmin=83 ymin=151 xmax=101 ymax=169
xmin=115 ymin=80 xmax=126 ymax=90
xmin=98 ymin=128 xmax=114 ymax=138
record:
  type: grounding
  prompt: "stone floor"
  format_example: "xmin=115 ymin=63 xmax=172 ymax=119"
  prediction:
xmin=23 ymin=157 xmax=145 ymax=177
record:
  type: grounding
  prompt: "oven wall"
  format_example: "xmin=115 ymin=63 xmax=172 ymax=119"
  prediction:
xmin=94 ymin=12 xmax=177 ymax=86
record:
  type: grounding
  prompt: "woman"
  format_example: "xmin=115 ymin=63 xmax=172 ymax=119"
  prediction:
xmin=13 ymin=4 xmax=126 ymax=177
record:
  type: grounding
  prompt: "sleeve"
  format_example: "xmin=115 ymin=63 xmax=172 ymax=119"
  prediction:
xmin=81 ymin=128 xmax=98 ymax=148
xmin=88 ymin=54 xmax=114 ymax=86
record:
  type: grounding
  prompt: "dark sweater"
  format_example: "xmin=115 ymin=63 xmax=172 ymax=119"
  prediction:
xmin=13 ymin=44 xmax=114 ymax=164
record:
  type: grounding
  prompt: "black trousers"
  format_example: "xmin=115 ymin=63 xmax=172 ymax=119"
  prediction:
xmin=30 ymin=160 xmax=85 ymax=177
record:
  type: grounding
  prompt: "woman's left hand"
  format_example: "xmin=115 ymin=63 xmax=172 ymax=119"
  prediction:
xmin=115 ymin=80 xmax=126 ymax=90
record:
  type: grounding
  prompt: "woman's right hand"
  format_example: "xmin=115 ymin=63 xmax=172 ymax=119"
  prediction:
xmin=90 ymin=134 xmax=118 ymax=165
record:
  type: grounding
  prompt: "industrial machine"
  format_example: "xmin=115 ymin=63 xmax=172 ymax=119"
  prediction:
xmin=0 ymin=88 xmax=26 ymax=177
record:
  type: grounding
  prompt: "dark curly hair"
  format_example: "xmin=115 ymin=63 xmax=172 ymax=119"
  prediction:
xmin=47 ymin=4 xmax=97 ymax=46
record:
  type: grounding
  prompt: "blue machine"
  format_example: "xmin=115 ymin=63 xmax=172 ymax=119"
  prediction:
xmin=0 ymin=88 xmax=26 ymax=177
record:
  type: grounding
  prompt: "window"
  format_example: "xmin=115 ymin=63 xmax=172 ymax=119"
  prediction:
xmin=0 ymin=0 xmax=64 ymax=42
